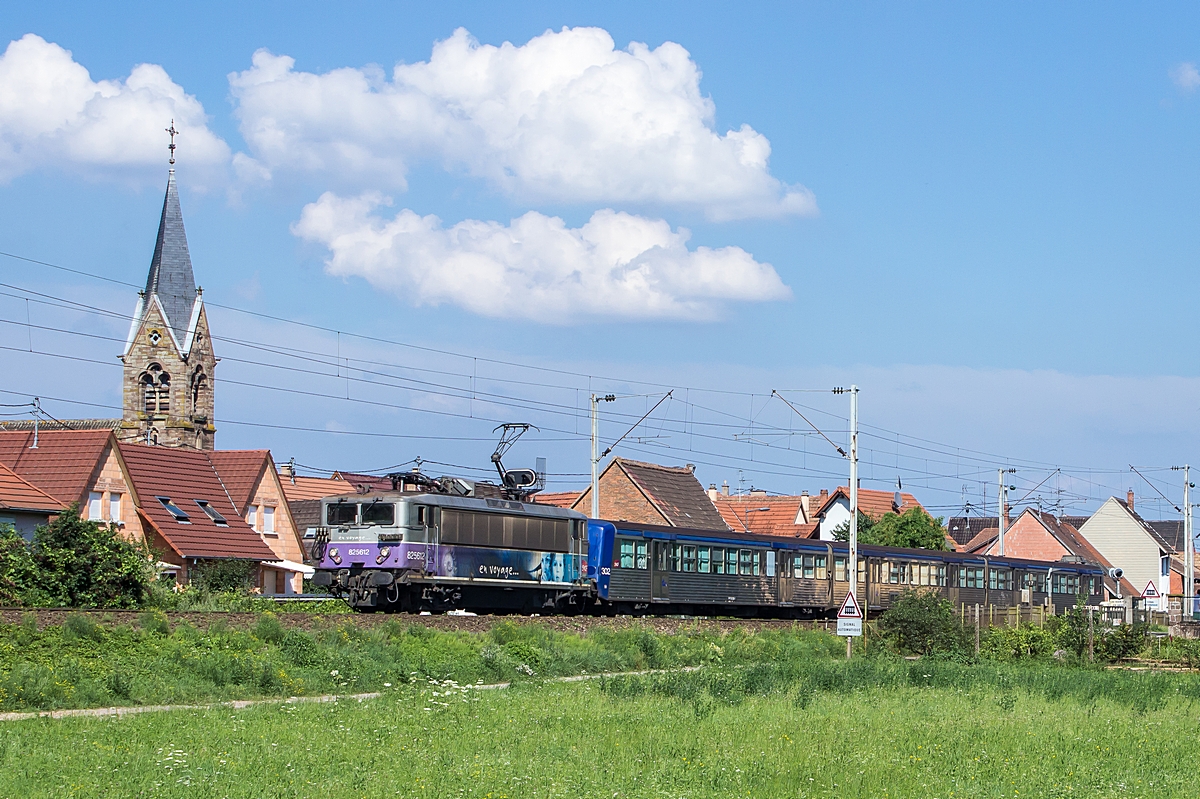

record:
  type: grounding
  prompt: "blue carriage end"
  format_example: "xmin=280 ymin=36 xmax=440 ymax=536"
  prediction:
xmin=587 ymin=520 xmax=616 ymax=599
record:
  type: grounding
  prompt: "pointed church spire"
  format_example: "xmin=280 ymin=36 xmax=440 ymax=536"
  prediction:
xmin=144 ymin=168 xmax=197 ymax=346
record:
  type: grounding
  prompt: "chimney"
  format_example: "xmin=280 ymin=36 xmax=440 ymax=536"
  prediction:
xmin=800 ymin=491 xmax=810 ymax=520
xmin=1127 ymin=489 xmax=1134 ymax=511
xmin=686 ymin=463 xmax=696 ymax=473
xmin=819 ymin=488 xmax=829 ymax=504
xmin=750 ymin=487 xmax=766 ymax=498
xmin=721 ymin=480 xmax=730 ymax=496
xmin=708 ymin=483 xmax=718 ymax=501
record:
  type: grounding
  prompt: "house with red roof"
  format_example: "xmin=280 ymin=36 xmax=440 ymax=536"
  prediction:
xmin=813 ymin=485 xmax=925 ymax=541
xmin=209 ymin=450 xmax=310 ymax=594
xmin=0 ymin=428 xmax=140 ymax=538
xmin=710 ymin=491 xmax=820 ymax=538
xmin=572 ymin=458 xmax=729 ymax=531
xmin=0 ymin=463 xmax=65 ymax=538
xmin=118 ymin=442 xmax=280 ymax=588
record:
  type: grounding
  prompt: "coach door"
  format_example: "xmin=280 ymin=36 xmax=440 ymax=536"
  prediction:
xmin=417 ymin=505 xmax=439 ymax=575
xmin=651 ymin=541 xmax=670 ymax=600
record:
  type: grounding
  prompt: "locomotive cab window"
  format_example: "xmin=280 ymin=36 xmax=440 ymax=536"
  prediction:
xmin=327 ymin=502 xmax=358 ymax=526
xmin=361 ymin=501 xmax=395 ymax=526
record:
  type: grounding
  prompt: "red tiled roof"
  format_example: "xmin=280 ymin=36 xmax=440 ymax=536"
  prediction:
xmin=206 ymin=450 xmax=270 ymax=512
xmin=712 ymin=495 xmax=819 ymax=538
xmin=0 ymin=429 xmax=113 ymax=504
xmin=609 ymin=459 xmax=729 ymax=531
xmin=119 ymin=443 xmax=276 ymax=561
xmin=534 ymin=491 xmax=581 ymax=508
xmin=279 ymin=473 xmax=352 ymax=502
xmin=332 ymin=471 xmax=392 ymax=492
xmin=816 ymin=486 xmax=924 ymax=521
xmin=0 ymin=463 xmax=65 ymax=513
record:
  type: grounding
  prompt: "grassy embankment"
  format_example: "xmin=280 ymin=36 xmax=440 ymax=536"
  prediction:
xmin=4 ymin=616 xmax=1200 ymax=796
xmin=5 ymin=660 xmax=1200 ymax=797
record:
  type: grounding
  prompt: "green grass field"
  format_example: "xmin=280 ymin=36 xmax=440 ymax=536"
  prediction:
xmin=4 ymin=672 xmax=1198 ymax=798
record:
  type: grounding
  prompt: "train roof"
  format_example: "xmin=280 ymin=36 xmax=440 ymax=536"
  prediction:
xmin=321 ymin=490 xmax=587 ymax=519
xmin=599 ymin=519 xmax=1106 ymax=574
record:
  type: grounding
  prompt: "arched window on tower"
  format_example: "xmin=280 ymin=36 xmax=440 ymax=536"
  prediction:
xmin=190 ymin=368 xmax=208 ymax=415
xmin=139 ymin=364 xmax=170 ymax=415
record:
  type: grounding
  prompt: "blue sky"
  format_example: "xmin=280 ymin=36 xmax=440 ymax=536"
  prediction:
xmin=1 ymin=2 xmax=1199 ymax=518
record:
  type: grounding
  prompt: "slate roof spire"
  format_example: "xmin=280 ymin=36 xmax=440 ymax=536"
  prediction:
xmin=144 ymin=168 xmax=197 ymax=345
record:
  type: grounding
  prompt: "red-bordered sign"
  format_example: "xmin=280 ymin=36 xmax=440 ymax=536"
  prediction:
xmin=1142 ymin=581 xmax=1160 ymax=598
xmin=837 ymin=591 xmax=863 ymax=619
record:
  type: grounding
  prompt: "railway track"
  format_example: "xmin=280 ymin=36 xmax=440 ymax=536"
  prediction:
xmin=0 ymin=607 xmax=829 ymax=634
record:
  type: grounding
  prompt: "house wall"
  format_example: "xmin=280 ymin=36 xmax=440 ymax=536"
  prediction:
xmin=574 ymin=467 xmax=668 ymax=526
xmin=818 ymin=497 xmax=852 ymax=541
xmin=0 ymin=511 xmax=52 ymax=539
xmin=243 ymin=466 xmax=306 ymax=594
xmin=979 ymin=514 xmax=1069 ymax=560
xmin=1079 ymin=499 xmax=1167 ymax=604
xmin=82 ymin=442 xmax=145 ymax=545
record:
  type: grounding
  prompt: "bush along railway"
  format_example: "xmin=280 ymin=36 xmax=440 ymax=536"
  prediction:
xmin=308 ymin=466 xmax=1109 ymax=618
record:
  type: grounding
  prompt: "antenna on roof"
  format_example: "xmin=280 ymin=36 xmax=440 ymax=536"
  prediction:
xmin=30 ymin=397 xmax=40 ymax=449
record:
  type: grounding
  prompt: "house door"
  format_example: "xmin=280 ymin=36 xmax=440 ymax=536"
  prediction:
xmin=651 ymin=541 xmax=670 ymax=600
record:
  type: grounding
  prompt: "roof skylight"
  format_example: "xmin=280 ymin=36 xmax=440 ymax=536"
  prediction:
xmin=156 ymin=496 xmax=191 ymax=523
xmin=193 ymin=499 xmax=229 ymax=526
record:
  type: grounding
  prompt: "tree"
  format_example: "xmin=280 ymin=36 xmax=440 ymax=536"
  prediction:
xmin=0 ymin=524 xmax=36 ymax=605
xmin=834 ymin=507 xmax=948 ymax=550
xmin=28 ymin=505 xmax=154 ymax=608
xmin=877 ymin=590 xmax=970 ymax=656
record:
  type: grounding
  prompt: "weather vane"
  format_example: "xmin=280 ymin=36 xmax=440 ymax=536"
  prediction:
xmin=166 ymin=120 xmax=178 ymax=165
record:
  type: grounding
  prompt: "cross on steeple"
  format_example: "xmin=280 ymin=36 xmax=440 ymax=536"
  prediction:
xmin=166 ymin=120 xmax=178 ymax=165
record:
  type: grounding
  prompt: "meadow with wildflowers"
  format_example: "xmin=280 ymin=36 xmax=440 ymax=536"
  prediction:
xmin=3 ymin=664 xmax=1200 ymax=798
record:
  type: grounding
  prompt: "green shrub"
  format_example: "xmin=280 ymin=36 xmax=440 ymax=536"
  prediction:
xmin=62 ymin=613 xmax=104 ymax=642
xmin=876 ymin=590 xmax=970 ymax=656
xmin=190 ymin=559 xmax=259 ymax=593
xmin=982 ymin=623 xmax=1057 ymax=661
xmin=138 ymin=609 xmax=170 ymax=636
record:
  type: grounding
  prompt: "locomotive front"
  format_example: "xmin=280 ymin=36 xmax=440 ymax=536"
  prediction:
xmin=309 ymin=487 xmax=592 ymax=613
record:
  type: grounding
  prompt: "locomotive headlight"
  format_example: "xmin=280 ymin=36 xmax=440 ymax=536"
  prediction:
xmin=376 ymin=547 xmax=391 ymax=564
xmin=328 ymin=547 xmax=342 ymax=565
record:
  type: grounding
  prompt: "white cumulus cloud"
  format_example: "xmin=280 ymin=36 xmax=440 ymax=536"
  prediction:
xmin=231 ymin=27 xmax=814 ymax=220
xmin=0 ymin=34 xmax=229 ymax=182
xmin=292 ymin=192 xmax=791 ymax=322
xmin=1171 ymin=61 xmax=1200 ymax=92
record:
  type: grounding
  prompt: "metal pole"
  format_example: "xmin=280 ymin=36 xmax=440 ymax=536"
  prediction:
xmin=1186 ymin=466 xmax=1194 ymax=620
xmin=997 ymin=469 xmax=1006 ymax=557
xmin=590 ymin=393 xmax=599 ymax=518
xmin=848 ymin=385 xmax=859 ymax=659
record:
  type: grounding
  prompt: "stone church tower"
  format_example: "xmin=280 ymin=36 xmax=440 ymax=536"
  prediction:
xmin=117 ymin=168 xmax=217 ymax=450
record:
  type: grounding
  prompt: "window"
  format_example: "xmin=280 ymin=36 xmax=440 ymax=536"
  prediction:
xmin=108 ymin=492 xmax=122 ymax=523
xmin=989 ymin=569 xmax=1012 ymax=592
xmin=360 ymin=501 xmax=392 ymax=526
xmin=888 ymin=562 xmax=911 ymax=585
xmin=958 ymin=566 xmax=984 ymax=589
xmin=263 ymin=506 xmax=275 ymax=533
xmin=698 ymin=547 xmax=711 ymax=574
xmin=671 ymin=544 xmax=682 ymax=572
xmin=156 ymin=496 xmax=190 ymax=523
xmin=752 ymin=551 xmax=762 ymax=576
xmin=189 ymin=368 xmax=207 ymax=414
xmin=140 ymin=363 xmax=170 ymax=414
xmin=635 ymin=541 xmax=648 ymax=570
xmin=766 ymin=551 xmax=776 ymax=577
xmin=1162 ymin=555 xmax=1170 ymax=578
xmin=193 ymin=500 xmax=228 ymax=526
xmin=247 ymin=505 xmax=257 ymax=530
xmin=712 ymin=547 xmax=725 ymax=575
xmin=88 ymin=491 xmax=103 ymax=520
xmin=326 ymin=502 xmax=358 ymax=526
xmin=936 ymin=565 xmax=947 ymax=587
xmin=738 ymin=549 xmax=753 ymax=576
xmin=814 ymin=556 xmax=828 ymax=580
xmin=727 ymin=549 xmax=739 ymax=575
xmin=1052 ymin=573 xmax=1081 ymax=595
xmin=682 ymin=545 xmax=698 ymax=573
xmin=618 ymin=539 xmax=635 ymax=569
xmin=835 ymin=557 xmax=847 ymax=582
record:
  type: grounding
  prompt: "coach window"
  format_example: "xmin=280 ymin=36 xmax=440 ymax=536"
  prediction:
xmin=618 ymin=539 xmax=635 ymax=569
xmin=698 ymin=547 xmax=711 ymax=574
xmin=752 ymin=551 xmax=762 ymax=576
xmin=670 ymin=544 xmax=682 ymax=572
xmin=682 ymin=545 xmax=698 ymax=573
xmin=736 ymin=549 xmax=751 ymax=576
xmin=834 ymin=557 xmax=846 ymax=582
xmin=712 ymin=548 xmax=725 ymax=575
xmin=989 ymin=569 xmax=1012 ymax=592
xmin=936 ymin=565 xmax=947 ymax=587
xmin=634 ymin=541 xmax=648 ymax=569
xmin=726 ymin=549 xmax=738 ymax=575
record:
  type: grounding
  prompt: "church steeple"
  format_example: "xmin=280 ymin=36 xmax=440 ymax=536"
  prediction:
xmin=144 ymin=169 xmax=197 ymax=348
xmin=118 ymin=136 xmax=218 ymax=451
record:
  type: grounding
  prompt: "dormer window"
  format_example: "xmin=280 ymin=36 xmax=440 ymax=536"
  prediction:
xmin=194 ymin=499 xmax=229 ymax=526
xmin=156 ymin=496 xmax=191 ymax=523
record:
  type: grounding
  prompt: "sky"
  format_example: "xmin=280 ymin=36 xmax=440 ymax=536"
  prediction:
xmin=1 ymin=2 xmax=1199 ymax=519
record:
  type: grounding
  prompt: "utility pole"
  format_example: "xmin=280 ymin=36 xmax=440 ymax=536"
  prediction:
xmin=997 ymin=468 xmax=1015 ymax=556
xmin=590 ymin=394 xmax=600 ymax=518
xmin=1186 ymin=465 xmax=1194 ymax=620
xmin=849 ymin=385 xmax=859 ymax=612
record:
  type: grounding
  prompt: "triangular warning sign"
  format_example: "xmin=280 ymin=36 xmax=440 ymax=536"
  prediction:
xmin=837 ymin=591 xmax=863 ymax=619
xmin=1142 ymin=581 xmax=1160 ymax=598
